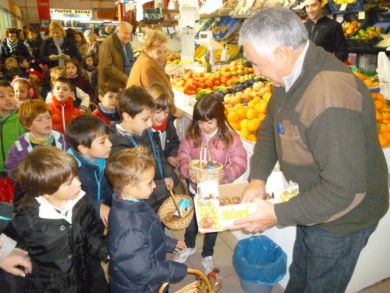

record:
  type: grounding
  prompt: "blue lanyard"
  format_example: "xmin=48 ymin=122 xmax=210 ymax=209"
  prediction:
xmin=148 ymin=130 xmax=164 ymax=178
xmin=128 ymin=135 xmax=139 ymax=147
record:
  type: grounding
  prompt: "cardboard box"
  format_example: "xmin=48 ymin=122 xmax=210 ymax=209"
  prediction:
xmin=195 ymin=181 xmax=257 ymax=233
xmin=194 ymin=176 xmax=300 ymax=233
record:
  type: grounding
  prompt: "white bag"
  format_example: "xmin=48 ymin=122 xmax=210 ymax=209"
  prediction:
xmin=377 ymin=52 xmax=390 ymax=100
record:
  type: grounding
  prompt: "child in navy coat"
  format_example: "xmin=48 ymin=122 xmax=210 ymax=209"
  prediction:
xmin=106 ymin=147 xmax=187 ymax=293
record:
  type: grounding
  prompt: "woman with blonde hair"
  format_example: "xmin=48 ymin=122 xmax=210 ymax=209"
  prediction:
xmin=40 ymin=21 xmax=81 ymax=68
xmin=127 ymin=30 xmax=183 ymax=117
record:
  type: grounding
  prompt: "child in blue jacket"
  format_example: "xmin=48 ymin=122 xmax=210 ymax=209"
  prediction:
xmin=106 ymin=147 xmax=187 ymax=293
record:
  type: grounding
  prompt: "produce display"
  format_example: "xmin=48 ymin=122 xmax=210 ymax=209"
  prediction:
xmin=352 ymin=69 xmax=380 ymax=87
xmin=350 ymin=26 xmax=383 ymax=41
xmin=332 ymin=0 xmax=358 ymax=4
xmin=373 ymin=92 xmax=390 ymax=148
xmin=166 ymin=51 xmax=181 ymax=65
xmin=343 ymin=21 xmax=361 ymax=38
xmin=225 ymin=80 xmax=273 ymax=142
xmin=173 ymin=60 xmax=254 ymax=96
xmin=351 ymin=67 xmax=389 ymax=148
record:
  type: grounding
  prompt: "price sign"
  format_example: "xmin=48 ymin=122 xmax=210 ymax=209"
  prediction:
xmin=358 ymin=11 xmax=365 ymax=19
xmin=340 ymin=3 xmax=348 ymax=11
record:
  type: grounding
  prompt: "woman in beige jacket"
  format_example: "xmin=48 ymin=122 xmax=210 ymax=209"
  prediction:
xmin=126 ymin=30 xmax=182 ymax=117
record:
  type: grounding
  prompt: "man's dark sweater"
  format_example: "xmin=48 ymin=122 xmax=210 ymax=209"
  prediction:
xmin=305 ymin=16 xmax=348 ymax=62
xmin=250 ymin=42 xmax=388 ymax=233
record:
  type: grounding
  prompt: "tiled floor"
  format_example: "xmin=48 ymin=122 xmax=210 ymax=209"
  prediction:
xmin=168 ymin=229 xmax=390 ymax=293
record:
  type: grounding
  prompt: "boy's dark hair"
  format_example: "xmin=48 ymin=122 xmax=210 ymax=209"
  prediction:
xmin=118 ymin=86 xmax=155 ymax=119
xmin=6 ymin=28 xmax=19 ymax=35
xmin=146 ymin=83 xmax=176 ymax=113
xmin=65 ymin=115 xmax=109 ymax=150
xmin=0 ymin=80 xmax=12 ymax=89
xmin=99 ymin=85 xmax=120 ymax=97
xmin=54 ymin=76 xmax=74 ymax=91
xmin=14 ymin=146 xmax=78 ymax=197
xmin=106 ymin=147 xmax=155 ymax=194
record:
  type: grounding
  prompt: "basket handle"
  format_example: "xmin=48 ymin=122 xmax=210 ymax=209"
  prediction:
xmin=158 ymin=268 xmax=214 ymax=293
xmin=169 ymin=189 xmax=182 ymax=218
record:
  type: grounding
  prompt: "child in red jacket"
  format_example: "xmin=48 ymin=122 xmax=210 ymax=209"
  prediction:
xmin=49 ymin=76 xmax=83 ymax=133
xmin=92 ymin=86 xmax=120 ymax=125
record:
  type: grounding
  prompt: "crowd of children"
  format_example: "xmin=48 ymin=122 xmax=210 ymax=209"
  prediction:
xmin=0 ymin=32 xmax=249 ymax=291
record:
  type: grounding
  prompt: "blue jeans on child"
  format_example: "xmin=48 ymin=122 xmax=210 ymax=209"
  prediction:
xmin=185 ymin=213 xmax=218 ymax=258
xmin=285 ymin=224 xmax=377 ymax=293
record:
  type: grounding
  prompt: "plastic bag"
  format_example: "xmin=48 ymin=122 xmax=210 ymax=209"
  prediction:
xmin=233 ymin=235 xmax=287 ymax=285
xmin=377 ymin=52 xmax=390 ymax=100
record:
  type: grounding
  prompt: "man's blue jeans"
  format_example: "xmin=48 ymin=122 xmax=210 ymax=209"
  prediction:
xmin=285 ymin=224 xmax=377 ymax=293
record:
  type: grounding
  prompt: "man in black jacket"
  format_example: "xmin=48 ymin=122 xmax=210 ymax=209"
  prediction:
xmin=304 ymin=0 xmax=348 ymax=62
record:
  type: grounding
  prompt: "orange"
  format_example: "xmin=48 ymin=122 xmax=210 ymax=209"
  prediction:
xmin=247 ymin=133 xmax=257 ymax=142
xmin=364 ymin=79 xmax=374 ymax=87
xmin=246 ymin=109 xmax=258 ymax=120
xmin=379 ymin=134 xmax=387 ymax=147
xmin=240 ymin=119 xmax=249 ymax=130
xmin=247 ymin=119 xmax=261 ymax=132
xmin=353 ymin=71 xmax=366 ymax=80
xmin=255 ymin=101 xmax=268 ymax=114
xmin=230 ymin=122 xmax=240 ymax=131
xmin=227 ymin=110 xmax=240 ymax=123
xmin=258 ymin=113 xmax=266 ymax=122
xmin=238 ymin=108 xmax=247 ymax=120
xmin=263 ymin=92 xmax=272 ymax=103
xmin=240 ymin=127 xmax=250 ymax=139
xmin=384 ymin=132 xmax=390 ymax=144
xmin=375 ymin=100 xmax=384 ymax=111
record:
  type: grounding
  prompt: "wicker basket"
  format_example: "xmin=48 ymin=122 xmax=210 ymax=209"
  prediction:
xmin=158 ymin=191 xmax=194 ymax=230
xmin=159 ymin=268 xmax=214 ymax=293
xmin=189 ymin=159 xmax=224 ymax=183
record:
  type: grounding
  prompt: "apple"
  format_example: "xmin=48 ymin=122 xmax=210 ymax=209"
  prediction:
xmin=202 ymin=217 xmax=214 ymax=229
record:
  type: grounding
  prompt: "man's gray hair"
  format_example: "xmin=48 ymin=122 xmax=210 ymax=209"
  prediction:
xmin=239 ymin=8 xmax=308 ymax=56
xmin=116 ymin=21 xmax=132 ymax=32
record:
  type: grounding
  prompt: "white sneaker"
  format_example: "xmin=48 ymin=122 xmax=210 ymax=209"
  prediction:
xmin=201 ymin=256 xmax=214 ymax=275
xmin=174 ymin=247 xmax=196 ymax=263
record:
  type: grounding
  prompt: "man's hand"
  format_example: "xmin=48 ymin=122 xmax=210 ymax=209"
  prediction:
xmin=0 ymin=248 xmax=32 ymax=277
xmin=175 ymin=240 xmax=187 ymax=251
xmin=241 ymin=179 xmax=266 ymax=203
xmin=164 ymin=178 xmax=174 ymax=191
xmin=231 ymin=198 xmax=278 ymax=233
xmin=60 ymin=54 xmax=70 ymax=61
xmin=100 ymin=204 xmax=111 ymax=227
xmin=49 ymin=54 xmax=59 ymax=61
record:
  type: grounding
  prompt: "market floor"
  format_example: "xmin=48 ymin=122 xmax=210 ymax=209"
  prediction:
xmin=168 ymin=230 xmax=390 ymax=293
